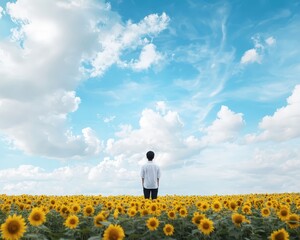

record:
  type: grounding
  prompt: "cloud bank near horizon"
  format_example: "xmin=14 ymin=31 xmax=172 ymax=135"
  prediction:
xmin=1 ymin=85 xmax=300 ymax=195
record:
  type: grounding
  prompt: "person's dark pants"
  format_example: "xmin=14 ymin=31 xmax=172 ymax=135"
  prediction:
xmin=143 ymin=187 xmax=158 ymax=199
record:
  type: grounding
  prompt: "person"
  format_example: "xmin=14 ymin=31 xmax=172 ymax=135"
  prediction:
xmin=140 ymin=151 xmax=161 ymax=200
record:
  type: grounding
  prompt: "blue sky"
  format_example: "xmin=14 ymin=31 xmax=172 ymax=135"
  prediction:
xmin=0 ymin=0 xmax=300 ymax=195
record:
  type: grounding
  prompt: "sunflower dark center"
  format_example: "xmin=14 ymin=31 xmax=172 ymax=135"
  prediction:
xmin=109 ymin=229 xmax=119 ymax=240
xmin=70 ymin=219 xmax=76 ymax=225
xmin=289 ymin=216 xmax=297 ymax=224
xmin=150 ymin=221 xmax=156 ymax=227
xmin=234 ymin=216 xmax=243 ymax=224
xmin=203 ymin=222 xmax=210 ymax=229
xmin=62 ymin=207 xmax=67 ymax=213
xmin=281 ymin=210 xmax=288 ymax=216
xmin=195 ymin=217 xmax=201 ymax=224
xmin=275 ymin=232 xmax=285 ymax=240
xmin=33 ymin=213 xmax=41 ymax=221
xmin=86 ymin=208 xmax=92 ymax=213
xmin=7 ymin=220 xmax=20 ymax=234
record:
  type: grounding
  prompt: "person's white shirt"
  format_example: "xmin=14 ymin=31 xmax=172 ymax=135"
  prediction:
xmin=140 ymin=161 xmax=161 ymax=189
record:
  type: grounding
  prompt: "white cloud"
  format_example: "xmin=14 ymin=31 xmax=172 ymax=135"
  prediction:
xmin=0 ymin=0 xmax=105 ymax=158
xmin=0 ymin=165 xmax=45 ymax=179
xmin=103 ymin=116 xmax=116 ymax=123
xmin=104 ymin=105 xmax=243 ymax=170
xmin=156 ymin=101 xmax=167 ymax=115
xmin=0 ymin=162 xmax=139 ymax=195
xmin=82 ymin=127 xmax=102 ymax=155
xmin=246 ymin=85 xmax=300 ymax=142
xmin=240 ymin=36 xmax=277 ymax=65
xmin=130 ymin=43 xmax=163 ymax=71
xmin=201 ymin=105 xmax=245 ymax=144
xmin=0 ymin=0 xmax=169 ymax=159
xmin=105 ymin=108 xmax=189 ymax=167
xmin=90 ymin=13 xmax=169 ymax=76
xmin=0 ymin=103 xmax=299 ymax=195
xmin=0 ymin=6 xmax=3 ymax=18
xmin=2 ymin=138 xmax=300 ymax=195
xmin=115 ymin=124 xmax=132 ymax=138
xmin=0 ymin=90 xmax=103 ymax=158
xmin=265 ymin=36 xmax=276 ymax=46
xmin=240 ymin=48 xmax=261 ymax=64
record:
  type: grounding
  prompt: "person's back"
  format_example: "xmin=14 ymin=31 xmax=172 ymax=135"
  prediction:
xmin=141 ymin=151 xmax=161 ymax=199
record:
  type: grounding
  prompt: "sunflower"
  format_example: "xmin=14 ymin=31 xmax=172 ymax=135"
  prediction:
xmin=229 ymin=201 xmax=238 ymax=211
xmin=140 ymin=208 xmax=149 ymax=216
xmin=270 ymin=228 xmax=289 ymax=240
xmin=83 ymin=205 xmax=95 ymax=217
xmin=277 ymin=206 xmax=290 ymax=221
xmin=242 ymin=205 xmax=252 ymax=215
xmin=127 ymin=207 xmax=137 ymax=217
xmin=161 ymin=203 xmax=167 ymax=211
xmin=60 ymin=206 xmax=70 ymax=217
xmin=56 ymin=205 xmax=61 ymax=212
xmin=103 ymin=224 xmax=125 ymax=240
xmin=94 ymin=213 xmax=106 ymax=227
xmin=163 ymin=224 xmax=174 ymax=236
xmin=175 ymin=204 xmax=181 ymax=212
xmin=200 ymin=202 xmax=210 ymax=212
xmin=129 ymin=201 xmax=137 ymax=208
xmin=64 ymin=215 xmax=79 ymax=229
xmin=146 ymin=217 xmax=159 ymax=231
xmin=149 ymin=202 xmax=158 ymax=214
xmin=287 ymin=213 xmax=300 ymax=229
xmin=266 ymin=201 xmax=273 ymax=208
xmin=1 ymin=214 xmax=27 ymax=240
xmin=284 ymin=197 xmax=292 ymax=204
xmin=116 ymin=204 xmax=124 ymax=214
xmin=71 ymin=203 xmax=81 ymax=213
xmin=193 ymin=211 xmax=200 ymax=216
xmin=297 ymin=201 xmax=300 ymax=210
xmin=198 ymin=218 xmax=214 ymax=235
xmin=179 ymin=207 xmax=188 ymax=217
xmin=195 ymin=200 xmax=202 ymax=210
xmin=261 ymin=207 xmax=271 ymax=217
xmin=192 ymin=214 xmax=206 ymax=225
xmin=28 ymin=208 xmax=46 ymax=226
xmin=167 ymin=210 xmax=176 ymax=219
xmin=105 ymin=201 xmax=114 ymax=210
xmin=49 ymin=198 xmax=56 ymax=206
xmin=211 ymin=201 xmax=222 ymax=212
xmin=40 ymin=206 xmax=49 ymax=214
xmin=18 ymin=204 xmax=25 ymax=211
xmin=232 ymin=213 xmax=247 ymax=227
xmin=2 ymin=204 xmax=11 ymax=213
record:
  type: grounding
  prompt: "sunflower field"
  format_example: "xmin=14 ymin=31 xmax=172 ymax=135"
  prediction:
xmin=0 ymin=193 xmax=300 ymax=240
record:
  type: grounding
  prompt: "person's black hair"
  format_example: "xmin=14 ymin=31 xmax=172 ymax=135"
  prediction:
xmin=146 ymin=151 xmax=155 ymax=161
